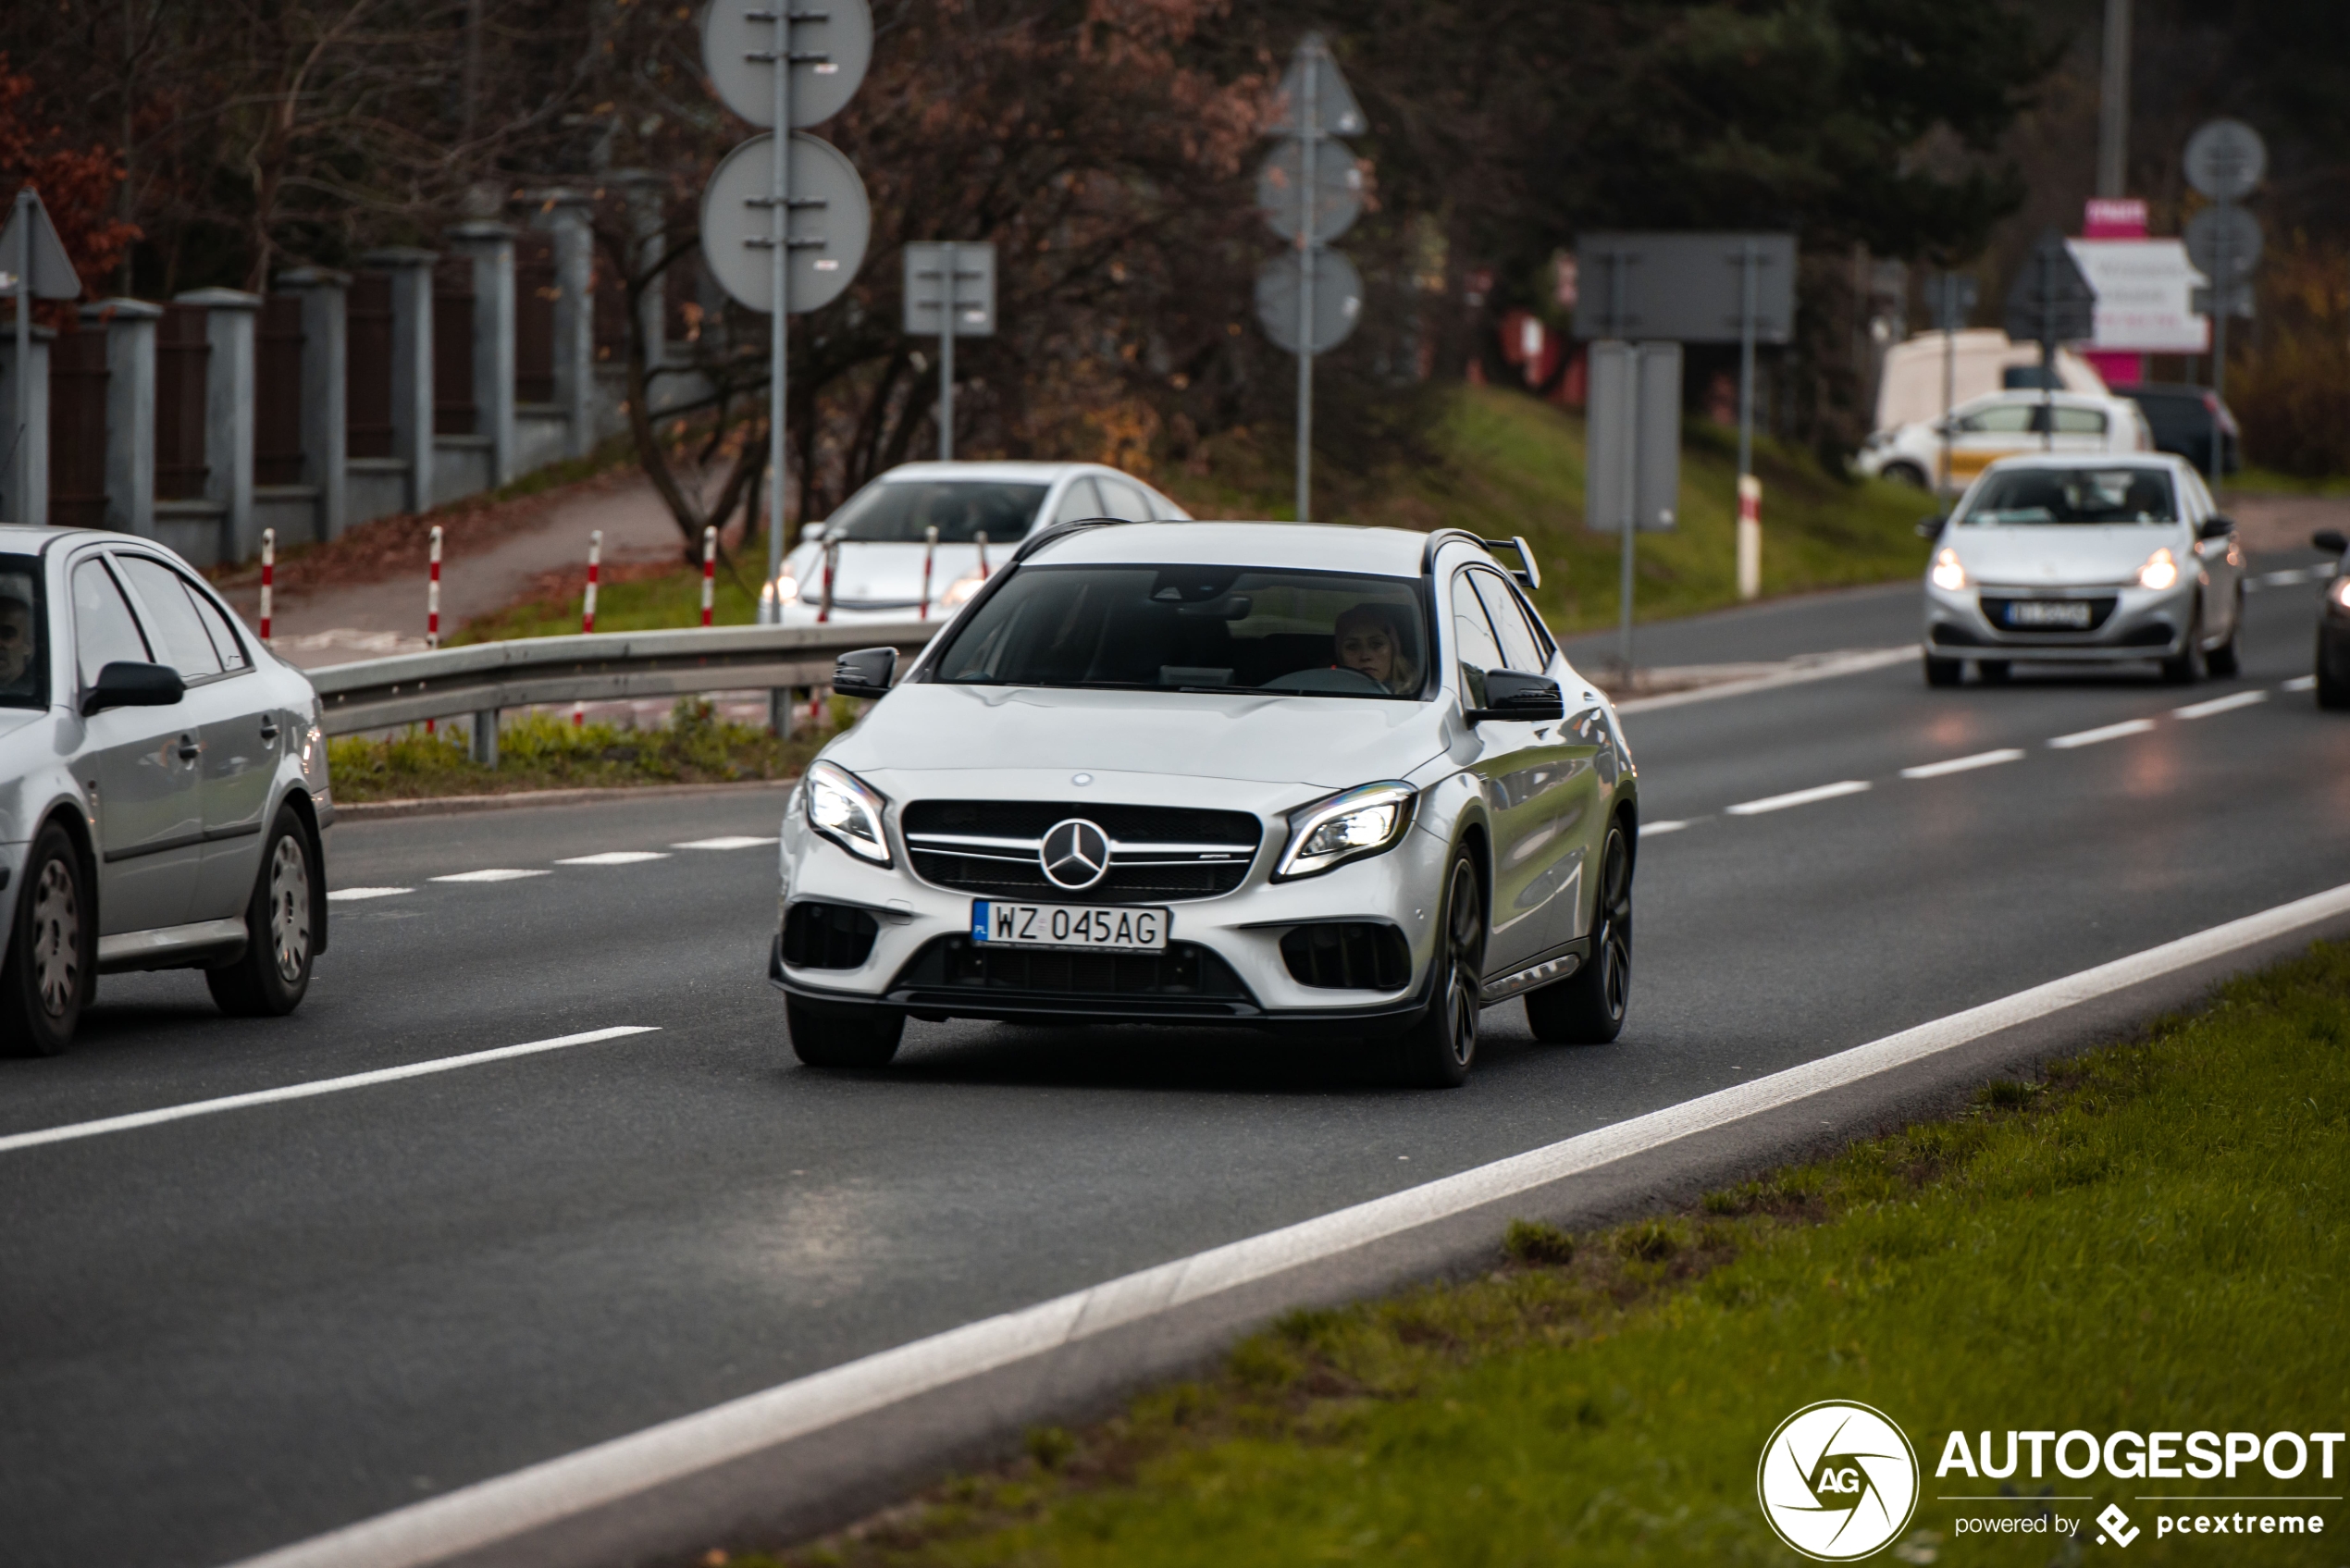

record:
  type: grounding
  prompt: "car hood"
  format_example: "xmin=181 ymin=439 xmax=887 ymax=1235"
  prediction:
xmin=786 ymin=540 xmax=996 ymax=604
xmin=828 ymin=682 xmax=1447 ymax=793
xmin=1948 ymin=525 xmax=2184 ymax=586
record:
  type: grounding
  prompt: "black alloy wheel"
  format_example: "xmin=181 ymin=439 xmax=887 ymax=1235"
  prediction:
xmin=1393 ymin=850 xmax=1485 ymax=1088
xmin=1526 ymin=819 xmax=1632 ymax=1044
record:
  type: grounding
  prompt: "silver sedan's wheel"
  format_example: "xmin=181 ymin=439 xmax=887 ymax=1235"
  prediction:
xmin=207 ymin=808 xmax=317 ymax=1018
xmin=266 ymin=833 xmax=313 ymax=982
xmin=3 ymin=823 xmax=87 ymax=1056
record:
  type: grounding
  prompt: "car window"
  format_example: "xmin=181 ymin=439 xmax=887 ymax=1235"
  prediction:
xmin=1960 ymin=404 xmax=2034 ymax=435
xmin=1467 ymin=570 xmax=1546 ymax=673
xmin=1450 ymin=574 xmax=1504 ymax=708
xmin=0 ymin=556 xmax=46 ymax=709
xmin=2049 ymin=406 xmax=2109 ymax=436
xmin=115 ymin=556 xmax=225 ymax=679
xmin=71 ymin=557 xmax=153 ymax=688
xmin=1958 ymin=467 xmax=2177 ymax=525
xmin=187 ymin=583 xmax=253 ymax=671
xmin=1095 ymin=477 xmax=1152 ymax=522
xmin=825 ymin=479 xmax=1048 ymax=543
xmin=1052 ymin=477 xmax=1106 ymax=525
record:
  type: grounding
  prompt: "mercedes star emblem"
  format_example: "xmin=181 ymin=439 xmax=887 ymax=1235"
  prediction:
xmin=1039 ymin=818 xmax=1111 ymax=890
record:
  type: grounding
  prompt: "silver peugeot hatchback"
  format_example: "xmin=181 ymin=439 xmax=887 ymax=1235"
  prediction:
xmin=0 ymin=527 xmax=331 ymax=1055
xmin=770 ymin=521 xmax=1639 ymax=1087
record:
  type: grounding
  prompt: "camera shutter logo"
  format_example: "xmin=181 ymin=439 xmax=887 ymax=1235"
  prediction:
xmin=1756 ymin=1401 xmax=1920 ymax=1561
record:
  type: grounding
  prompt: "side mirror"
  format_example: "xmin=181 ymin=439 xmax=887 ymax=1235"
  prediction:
xmin=1915 ymin=515 xmax=1948 ymax=539
xmin=83 ymin=661 xmax=184 ymax=716
xmin=2196 ymin=515 xmax=2236 ymax=542
xmin=832 ymin=647 xmax=897 ymax=700
xmin=1465 ymin=669 xmax=1565 ymax=724
xmin=2314 ymin=529 xmax=2348 ymax=556
xmin=799 ymin=523 xmax=827 ymax=546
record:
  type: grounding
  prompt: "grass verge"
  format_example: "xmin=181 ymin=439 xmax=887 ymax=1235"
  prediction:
xmin=325 ymin=698 xmax=834 ymax=802
xmin=745 ymin=941 xmax=2350 ymax=1568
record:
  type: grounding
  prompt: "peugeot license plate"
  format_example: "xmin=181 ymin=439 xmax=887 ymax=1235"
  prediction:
xmin=2007 ymin=599 xmax=2092 ymax=627
xmin=971 ymin=900 xmax=1169 ymax=951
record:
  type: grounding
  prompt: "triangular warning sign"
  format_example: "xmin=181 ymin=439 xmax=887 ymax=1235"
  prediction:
xmin=1269 ymin=33 xmax=1366 ymax=139
xmin=0 ymin=190 xmax=84 ymax=301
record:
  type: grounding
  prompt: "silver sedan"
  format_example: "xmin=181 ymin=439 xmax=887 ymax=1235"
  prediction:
xmin=1920 ymin=452 xmax=2245 ymax=685
xmin=0 ymin=527 xmax=331 ymax=1055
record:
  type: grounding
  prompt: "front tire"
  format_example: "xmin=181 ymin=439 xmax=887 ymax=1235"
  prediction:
xmin=2319 ymin=632 xmax=2350 ymax=710
xmin=1391 ymin=850 xmax=1485 ymax=1088
xmin=2 ymin=823 xmax=89 ymax=1056
xmin=2204 ymin=588 xmax=2243 ymax=678
xmin=787 ymin=995 xmax=905 ymax=1068
xmin=2160 ymin=599 xmax=2207 ymax=685
xmin=1923 ymin=654 xmax=1962 ymax=687
xmin=206 ymin=808 xmax=316 ymax=1018
xmin=1527 ymin=820 xmax=1632 ymax=1044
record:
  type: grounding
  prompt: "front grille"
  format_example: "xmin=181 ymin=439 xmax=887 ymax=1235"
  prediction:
xmin=1280 ymin=922 xmax=1412 ymax=991
xmin=892 ymin=934 xmax=1253 ymax=1008
xmin=1977 ymin=595 xmax=2120 ymax=634
xmin=783 ymin=901 xmax=880 ymax=969
xmin=901 ymin=799 xmax=1264 ymax=903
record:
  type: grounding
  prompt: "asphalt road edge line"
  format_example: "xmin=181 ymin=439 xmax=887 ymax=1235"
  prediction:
xmin=1614 ymin=646 xmax=1914 ymax=715
xmin=0 ymin=1028 xmax=661 ymax=1155
xmin=226 ymin=880 xmax=2350 ymax=1568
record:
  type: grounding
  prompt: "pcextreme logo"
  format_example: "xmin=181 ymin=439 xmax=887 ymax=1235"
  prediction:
xmin=1757 ymin=1401 xmax=1922 ymax=1561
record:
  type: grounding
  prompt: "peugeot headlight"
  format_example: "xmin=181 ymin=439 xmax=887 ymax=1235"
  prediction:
xmin=1276 ymin=781 xmax=1417 ymax=882
xmin=939 ymin=572 xmax=985 ymax=610
xmin=2136 ymin=547 xmax=2181 ymax=592
xmin=803 ymin=759 xmax=891 ymax=865
xmin=1929 ymin=548 xmax=1967 ymax=592
xmin=2331 ymin=574 xmax=2350 ymax=611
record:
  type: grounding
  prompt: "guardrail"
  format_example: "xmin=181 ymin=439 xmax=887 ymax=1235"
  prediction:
xmin=304 ymin=621 xmax=938 ymax=754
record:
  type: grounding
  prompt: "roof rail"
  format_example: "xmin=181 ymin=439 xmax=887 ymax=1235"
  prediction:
xmin=1420 ymin=528 xmax=1542 ymax=591
xmin=1010 ymin=516 xmax=1126 ymax=563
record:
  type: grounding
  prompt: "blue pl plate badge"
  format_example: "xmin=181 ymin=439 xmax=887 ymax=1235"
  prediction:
xmin=971 ymin=901 xmax=991 ymax=942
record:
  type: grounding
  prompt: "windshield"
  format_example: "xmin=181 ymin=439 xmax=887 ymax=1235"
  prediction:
xmin=0 ymin=557 xmax=44 ymax=709
xmin=824 ymin=480 xmax=1048 ymax=544
xmin=931 ymin=564 xmax=1431 ymax=698
xmin=1959 ymin=467 xmax=2177 ymax=525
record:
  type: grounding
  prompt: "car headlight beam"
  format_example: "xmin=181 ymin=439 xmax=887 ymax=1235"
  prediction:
xmin=1276 ymin=781 xmax=1417 ymax=882
xmin=1930 ymin=548 xmax=1967 ymax=592
xmin=804 ymin=759 xmax=891 ymax=865
xmin=2137 ymin=547 xmax=2181 ymax=592
xmin=2331 ymin=574 xmax=2350 ymax=611
xmin=939 ymin=572 xmax=985 ymax=610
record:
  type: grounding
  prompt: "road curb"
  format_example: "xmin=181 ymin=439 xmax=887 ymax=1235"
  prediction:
xmin=331 ymin=778 xmax=798 ymax=821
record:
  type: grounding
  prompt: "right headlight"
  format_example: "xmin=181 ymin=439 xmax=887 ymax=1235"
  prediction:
xmin=803 ymin=759 xmax=891 ymax=866
xmin=2136 ymin=547 xmax=2181 ymax=592
xmin=1929 ymin=548 xmax=1967 ymax=592
xmin=1275 ymin=781 xmax=1418 ymax=882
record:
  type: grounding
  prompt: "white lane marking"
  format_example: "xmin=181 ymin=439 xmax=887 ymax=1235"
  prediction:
xmin=327 ymin=887 xmax=413 ymax=903
xmin=671 ymin=836 xmax=780 ymax=851
xmin=0 ymin=1028 xmax=661 ymax=1156
xmin=1724 ymin=780 xmax=1871 ymax=816
xmin=2047 ymin=718 xmax=2157 ymax=749
xmin=228 ymin=881 xmax=2350 ymax=1568
xmin=431 ymin=869 xmax=552 ymax=883
xmin=2282 ymin=674 xmax=2318 ymax=693
xmin=1899 ymin=748 xmax=2025 ymax=780
xmin=1614 ymin=646 xmax=1915 ymax=716
xmin=1638 ymin=820 xmax=1691 ymax=838
xmin=555 ymin=851 xmax=672 ymax=867
xmin=2172 ymin=689 xmax=2267 ymax=720
xmin=2262 ymin=567 xmax=2312 ymax=587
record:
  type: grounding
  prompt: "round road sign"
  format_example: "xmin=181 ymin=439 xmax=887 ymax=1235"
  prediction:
xmin=702 ymin=0 xmax=872 ymax=130
xmin=1255 ymin=249 xmax=1364 ymax=356
xmin=1256 ymin=137 xmax=1365 ymax=246
xmin=700 ymin=132 xmax=871 ymax=315
xmin=2183 ymin=118 xmax=2267 ymax=201
xmin=2184 ymin=204 xmax=2263 ymax=279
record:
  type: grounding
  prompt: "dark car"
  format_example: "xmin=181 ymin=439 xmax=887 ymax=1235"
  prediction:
xmin=2113 ymin=383 xmax=2241 ymax=475
xmin=2315 ymin=529 xmax=2350 ymax=710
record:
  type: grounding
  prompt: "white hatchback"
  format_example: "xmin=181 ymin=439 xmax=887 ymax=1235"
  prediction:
xmin=1859 ymin=389 xmax=2153 ymax=490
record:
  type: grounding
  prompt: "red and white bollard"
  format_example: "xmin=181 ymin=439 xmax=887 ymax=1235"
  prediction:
xmin=700 ymin=525 xmax=716 ymax=627
xmin=575 ymin=528 xmax=600 ymax=725
xmin=425 ymin=525 xmax=442 ymax=734
xmin=258 ymin=528 xmax=275 ymax=644
xmin=1736 ymin=475 xmax=1762 ymax=602
xmin=975 ymin=529 xmax=990 ymax=580
xmin=920 ymin=524 xmax=937 ymax=620
xmin=816 ymin=539 xmax=836 ymax=623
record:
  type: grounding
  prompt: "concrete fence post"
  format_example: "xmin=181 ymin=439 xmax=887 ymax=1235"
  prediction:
xmin=81 ymin=298 xmax=160 ymax=537
xmin=362 ymin=248 xmax=438 ymax=513
xmin=615 ymin=170 xmax=668 ymax=368
xmin=445 ymin=222 xmax=517 ymax=487
xmin=528 ymin=190 xmax=597 ymax=458
xmin=0 ymin=325 xmax=51 ymax=526
xmin=175 ymin=288 xmax=261 ymax=562
xmin=276 ymin=267 xmax=350 ymax=539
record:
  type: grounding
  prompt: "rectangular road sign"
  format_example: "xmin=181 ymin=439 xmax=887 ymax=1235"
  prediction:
xmin=1586 ymin=340 xmax=1681 ymax=534
xmin=903 ymin=241 xmax=996 ymax=337
xmin=1574 ymin=233 xmax=1795 ymax=344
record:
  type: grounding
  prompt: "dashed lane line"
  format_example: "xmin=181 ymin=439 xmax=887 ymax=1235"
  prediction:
xmin=431 ymin=869 xmax=553 ymax=883
xmin=1900 ymin=748 xmax=2025 ymax=780
xmin=2047 ymin=718 xmax=2158 ymax=749
xmin=1724 ymin=780 xmax=1871 ymax=816
xmin=1638 ymin=820 xmax=1691 ymax=838
xmin=555 ymin=851 xmax=672 ymax=867
xmin=2172 ymin=689 xmax=2269 ymax=720
xmin=327 ymin=887 xmax=413 ymax=903
xmin=0 ymin=1027 xmax=662 ymax=1156
xmin=672 ymin=836 xmax=779 ymax=850
xmin=2282 ymin=674 xmax=2318 ymax=693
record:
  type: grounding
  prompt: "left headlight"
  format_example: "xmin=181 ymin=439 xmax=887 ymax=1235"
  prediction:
xmin=1276 ymin=781 xmax=1417 ymax=882
xmin=1929 ymin=548 xmax=1967 ymax=592
xmin=804 ymin=759 xmax=891 ymax=866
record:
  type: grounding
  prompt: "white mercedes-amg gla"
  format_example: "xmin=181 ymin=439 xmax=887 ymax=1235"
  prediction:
xmin=770 ymin=519 xmax=1639 ymax=1086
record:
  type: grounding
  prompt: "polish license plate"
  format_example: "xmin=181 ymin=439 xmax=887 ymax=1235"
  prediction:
xmin=2007 ymin=599 xmax=2092 ymax=627
xmin=971 ymin=900 xmax=1169 ymax=951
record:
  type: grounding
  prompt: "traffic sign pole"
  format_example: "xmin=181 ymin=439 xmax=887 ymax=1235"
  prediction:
xmin=1294 ymin=49 xmax=1317 ymax=525
xmin=2210 ymin=204 xmax=2229 ymax=482
xmin=938 ymin=241 xmax=955 ymax=461
xmin=12 ymin=192 xmax=26 ymax=526
xmin=765 ymin=10 xmax=792 ymax=627
xmin=1735 ymin=238 xmax=1760 ymax=600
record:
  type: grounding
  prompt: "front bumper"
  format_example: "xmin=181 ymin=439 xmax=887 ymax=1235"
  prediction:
xmin=770 ymin=780 xmax=1452 ymax=1030
xmin=1923 ymin=578 xmax=2195 ymax=663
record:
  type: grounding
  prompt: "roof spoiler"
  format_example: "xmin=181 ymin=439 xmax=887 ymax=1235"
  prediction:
xmin=1422 ymin=528 xmax=1541 ymax=591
